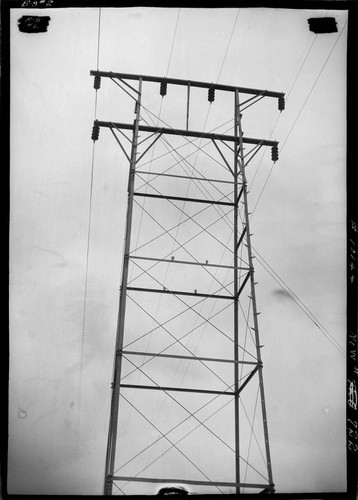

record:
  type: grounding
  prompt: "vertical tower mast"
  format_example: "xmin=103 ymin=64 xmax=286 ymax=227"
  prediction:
xmin=233 ymin=89 xmax=241 ymax=495
xmin=91 ymin=70 xmax=284 ymax=496
xmin=104 ymin=78 xmax=143 ymax=495
xmin=235 ymin=89 xmax=274 ymax=488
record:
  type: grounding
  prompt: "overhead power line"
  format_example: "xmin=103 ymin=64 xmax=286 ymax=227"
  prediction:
xmin=249 ymin=9 xmax=329 ymax=193
xmin=127 ymin=8 xmax=182 ymax=397
xmin=132 ymin=7 xmax=181 ymax=253
xmin=253 ymin=246 xmax=345 ymax=356
xmin=216 ymin=9 xmax=240 ymax=83
xmin=76 ymin=6 xmax=102 ymax=459
xmin=136 ymin=100 xmax=345 ymax=359
xmin=280 ymin=20 xmax=347 ymax=152
xmin=166 ymin=9 xmax=181 ymax=78
xmin=125 ymin=35 xmax=247 ymax=448
xmin=250 ymin=20 xmax=347 ymax=217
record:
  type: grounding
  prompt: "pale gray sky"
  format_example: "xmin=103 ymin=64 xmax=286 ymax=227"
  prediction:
xmin=9 ymin=6 xmax=347 ymax=495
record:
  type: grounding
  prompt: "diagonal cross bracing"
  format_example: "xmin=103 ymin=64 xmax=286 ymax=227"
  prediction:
xmin=135 ymin=154 xmax=234 ymax=227
xmin=129 ymin=258 xmax=235 ymax=343
xmin=240 ymin=388 xmax=267 ymax=473
xmin=116 ymin=391 xmax=235 ymax=484
xmin=123 ymin=286 xmax=234 ymax=352
xmin=123 ymin=293 xmax=257 ymax=383
xmin=136 ymin=122 xmax=237 ymax=186
xmin=127 ymin=265 xmax=235 ymax=351
xmin=136 ymin=170 xmax=235 ymax=185
xmin=212 ymin=139 xmax=234 ymax=176
xmin=132 ymin=124 xmax=244 ymax=241
xmin=123 ymin=356 xmax=236 ymax=453
xmin=136 ymin=133 xmax=163 ymax=163
xmin=126 ymin=262 xmax=260 ymax=367
xmin=123 ymin=293 xmax=237 ymax=390
xmin=117 ymin=378 xmax=268 ymax=492
xmin=119 ymin=393 xmax=224 ymax=494
xmin=133 ymin=114 xmax=243 ymax=241
xmin=138 ymin=110 xmax=236 ymax=198
xmin=130 ymin=199 xmax=239 ymax=292
xmin=130 ymin=192 xmax=233 ymax=255
xmin=109 ymin=127 xmax=131 ymax=162
xmin=132 ymin=181 xmax=235 ymax=258
xmin=116 ymin=363 xmax=269 ymax=485
xmin=123 ymin=284 xmax=259 ymax=373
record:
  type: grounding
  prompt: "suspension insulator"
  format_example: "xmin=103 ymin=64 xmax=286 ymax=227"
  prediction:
xmin=93 ymin=75 xmax=101 ymax=90
xmin=208 ymin=86 xmax=215 ymax=103
xmin=271 ymin=145 xmax=279 ymax=162
xmin=91 ymin=122 xmax=100 ymax=141
xmin=278 ymin=95 xmax=285 ymax=111
xmin=160 ymin=80 xmax=167 ymax=97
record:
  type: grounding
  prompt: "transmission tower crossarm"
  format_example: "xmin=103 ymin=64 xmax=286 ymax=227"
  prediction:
xmin=90 ymin=69 xmax=285 ymax=99
xmin=96 ymin=120 xmax=278 ymax=147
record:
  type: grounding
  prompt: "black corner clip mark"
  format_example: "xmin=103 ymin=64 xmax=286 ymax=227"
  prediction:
xmin=18 ymin=16 xmax=50 ymax=33
xmin=307 ymin=17 xmax=337 ymax=34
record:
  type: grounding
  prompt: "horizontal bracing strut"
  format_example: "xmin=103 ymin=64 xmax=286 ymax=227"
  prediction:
xmin=95 ymin=120 xmax=278 ymax=147
xmin=120 ymin=383 xmax=236 ymax=396
xmin=129 ymin=255 xmax=249 ymax=271
xmin=90 ymin=70 xmax=284 ymax=99
xmin=133 ymin=192 xmax=234 ymax=207
xmin=121 ymin=350 xmax=259 ymax=365
xmin=126 ymin=286 xmax=233 ymax=300
xmin=136 ymin=171 xmax=235 ymax=185
xmin=111 ymin=475 xmax=272 ymax=489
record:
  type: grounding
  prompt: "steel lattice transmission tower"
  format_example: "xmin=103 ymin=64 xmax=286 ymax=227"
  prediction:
xmin=90 ymin=70 xmax=284 ymax=496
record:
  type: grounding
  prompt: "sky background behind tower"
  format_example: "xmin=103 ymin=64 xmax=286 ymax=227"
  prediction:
xmin=9 ymin=6 xmax=347 ymax=495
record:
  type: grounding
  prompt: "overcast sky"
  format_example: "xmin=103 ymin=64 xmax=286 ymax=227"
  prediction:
xmin=9 ymin=6 xmax=347 ymax=496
